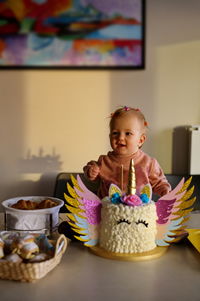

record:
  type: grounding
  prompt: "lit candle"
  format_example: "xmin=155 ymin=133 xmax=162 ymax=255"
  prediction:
xmin=121 ymin=164 xmax=123 ymax=191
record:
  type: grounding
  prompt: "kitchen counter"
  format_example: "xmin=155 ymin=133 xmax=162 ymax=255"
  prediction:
xmin=0 ymin=212 xmax=200 ymax=301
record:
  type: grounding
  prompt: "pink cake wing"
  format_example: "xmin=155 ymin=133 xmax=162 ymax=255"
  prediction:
xmin=156 ymin=177 xmax=196 ymax=246
xmin=65 ymin=175 xmax=101 ymax=247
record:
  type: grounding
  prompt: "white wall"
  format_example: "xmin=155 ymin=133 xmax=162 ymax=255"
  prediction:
xmin=0 ymin=0 xmax=200 ymax=202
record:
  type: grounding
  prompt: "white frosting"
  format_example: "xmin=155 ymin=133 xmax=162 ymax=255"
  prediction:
xmin=99 ymin=201 xmax=157 ymax=253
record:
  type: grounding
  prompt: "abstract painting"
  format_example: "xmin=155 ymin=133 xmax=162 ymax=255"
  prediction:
xmin=0 ymin=0 xmax=145 ymax=69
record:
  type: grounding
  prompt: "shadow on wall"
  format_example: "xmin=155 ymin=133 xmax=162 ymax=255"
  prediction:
xmin=0 ymin=147 xmax=63 ymax=210
xmin=18 ymin=148 xmax=62 ymax=173
xmin=0 ymin=172 xmax=59 ymax=212
xmin=14 ymin=149 xmax=63 ymax=198
xmin=153 ymin=128 xmax=173 ymax=173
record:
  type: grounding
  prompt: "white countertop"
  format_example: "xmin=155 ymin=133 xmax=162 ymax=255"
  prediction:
xmin=0 ymin=212 xmax=200 ymax=301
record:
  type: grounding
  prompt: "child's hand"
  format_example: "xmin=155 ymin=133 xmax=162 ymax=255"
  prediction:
xmin=85 ymin=161 xmax=100 ymax=181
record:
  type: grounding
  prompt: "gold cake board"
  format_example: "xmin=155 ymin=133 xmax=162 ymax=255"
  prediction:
xmin=90 ymin=245 xmax=168 ymax=261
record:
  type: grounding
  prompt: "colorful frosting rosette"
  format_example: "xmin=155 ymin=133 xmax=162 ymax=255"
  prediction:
xmin=108 ymin=184 xmax=151 ymax=207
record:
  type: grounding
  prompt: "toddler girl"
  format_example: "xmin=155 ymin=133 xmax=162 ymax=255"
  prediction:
xmin=83 ymin=106 xmax=171 ymax=198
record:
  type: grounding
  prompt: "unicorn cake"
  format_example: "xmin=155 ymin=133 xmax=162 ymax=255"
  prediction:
xmin=100 ymin=200 xmax=157 ymax=253
xmin=65 ymin=160 xmax=196 ymax=258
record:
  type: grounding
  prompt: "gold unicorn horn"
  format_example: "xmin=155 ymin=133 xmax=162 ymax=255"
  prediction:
xmin=127 ymin=159 xmax=136 ymax=195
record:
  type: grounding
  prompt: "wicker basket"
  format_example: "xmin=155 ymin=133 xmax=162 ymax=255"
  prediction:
xmin=0 ymin=234 xmax=68 ymax=282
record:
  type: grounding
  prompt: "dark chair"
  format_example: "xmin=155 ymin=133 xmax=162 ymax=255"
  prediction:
xmin=54 ymin=173 xmax=200 ymax=212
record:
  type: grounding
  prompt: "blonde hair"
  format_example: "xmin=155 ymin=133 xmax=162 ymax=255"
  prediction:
xmin=109 ymin=106 xmax=148 ymax=132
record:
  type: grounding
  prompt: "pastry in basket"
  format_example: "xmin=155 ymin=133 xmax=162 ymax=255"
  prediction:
xmin=0 ymin=232 xmax=19 ymax=255
xmin=11 ymin=234 xmax=39 ymax=259
xmin=35 ymin=234 xmax=54 ymax=255
xmin=0 ymin=238 xmax=4 ymax=259
xmin=4 ymin=253 xmax=23 ymax=263
xmin=28 ymin=253 xmax=49 ymax=263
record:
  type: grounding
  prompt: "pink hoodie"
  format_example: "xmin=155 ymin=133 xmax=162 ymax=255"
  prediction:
xmin=84 ymin=150 xmax=171 ymax=198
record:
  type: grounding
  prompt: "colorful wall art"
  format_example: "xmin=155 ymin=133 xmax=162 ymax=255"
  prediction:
xmin=0 ymin=0 xmax=145 ymax=69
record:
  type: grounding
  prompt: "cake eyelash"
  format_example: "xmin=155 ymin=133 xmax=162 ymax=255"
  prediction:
xmin=135 ymin=219 xmax=148 ymax=227
xmin=117 ymin=218 xmax=131 ymax=225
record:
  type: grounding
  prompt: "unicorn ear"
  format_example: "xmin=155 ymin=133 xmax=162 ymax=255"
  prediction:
xmin=140 ymin=184 xmax=152 ymax=199
xmin=109 ymin=184 xmax=122 ymax=198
